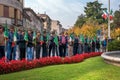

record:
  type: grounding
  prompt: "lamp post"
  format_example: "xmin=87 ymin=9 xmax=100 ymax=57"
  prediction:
xmin=108 ymin=0 xmax=111 ymax=39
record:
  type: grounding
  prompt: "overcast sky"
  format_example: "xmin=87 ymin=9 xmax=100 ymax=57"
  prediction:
xmin=25 ymin=0 xmax=120 ymax=29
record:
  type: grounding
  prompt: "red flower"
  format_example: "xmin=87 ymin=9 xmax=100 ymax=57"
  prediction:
xmin=0 ymin=52 xmax=102 ymax=74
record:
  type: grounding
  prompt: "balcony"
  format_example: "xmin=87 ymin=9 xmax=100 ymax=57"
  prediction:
xmin=11 ymin=19 xmax=23 ymax=26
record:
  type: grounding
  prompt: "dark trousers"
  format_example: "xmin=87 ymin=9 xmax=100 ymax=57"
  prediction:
xmin=88 ymin=46 xmax=91 ymax=53
xmin=92 ymin=47 xmax=95 ymax=52
xmin=73 ymin=44 xmax=79 ymax=55
xmin=81 ymin=44 xmax=84 ymax=53
xmin=55 ymin=46 xmax=59 ymax=56
xmin=59 ymin=45 xmax=62 ymax=57
xmin=19 ymin=47 xmax=26 ymax=60
xmin=61 ymin=44 xmax=66 ymax=57
xmin=36 ymin=45 xmax=41 ymax=59
xmin=49 ymin=44 xmax=55 ymax=57
xmin=84 ymin=45 xmax=88 ymax=53
xmin=0 ymin=46 xmax=5 ymax=59
xmin=42 ymin=43 xmax=48 ymax=57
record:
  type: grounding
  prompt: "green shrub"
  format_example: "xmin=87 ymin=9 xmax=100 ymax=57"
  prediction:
xmin=107 ymin=40 xmax=120 ymax=51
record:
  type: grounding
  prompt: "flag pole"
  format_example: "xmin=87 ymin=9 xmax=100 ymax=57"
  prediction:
xmin=5 ymin=20 xmax=7 ymax=62
xmin=108 ymin=0 xmax=111 ymax=39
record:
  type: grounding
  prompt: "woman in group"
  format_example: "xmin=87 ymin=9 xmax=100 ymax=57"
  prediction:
xmin=68 ymin=36 xmax=73 ymax=57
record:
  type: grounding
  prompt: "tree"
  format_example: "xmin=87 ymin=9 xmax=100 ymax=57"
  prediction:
xmin=113 ymin=10 xmax=120 ymax=28
xmin=84 ymin=1 xmax=106 ymax=24
xmin=74 ymin=14 xmax=86 ymax=27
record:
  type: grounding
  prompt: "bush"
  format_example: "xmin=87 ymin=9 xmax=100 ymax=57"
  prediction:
xmin=107 ymin=40 xmax=120 ymax=51
xmin=0 ymin=52 xmax=102 ymax=74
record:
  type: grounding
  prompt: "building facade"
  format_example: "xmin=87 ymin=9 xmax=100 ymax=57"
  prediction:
xmin=51 ymin=20 xmax=62 ymax=34
xmin=0 ymin=0 xmax=23 ymax=27
xmin=23 ymin=9 xmax=31 ymax=29
xmin=24 ymin=8 xmax=43 ymax=31
xmin=37 ymin=14 xmax=51 ymax=33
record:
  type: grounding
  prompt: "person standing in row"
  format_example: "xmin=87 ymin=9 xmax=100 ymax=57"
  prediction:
xmin=7 ymin=26 xmax=16 ymax=61
xmin=59 ymin=32 xmax=67 ymax=57
xmin=96 ymin=39 xmax=100 ymax=52
xmin=84 ymin=37 xmax=88 ymax=53
xmin=102 ymin=39 xmax=107 ymax=52
xmin=16 ymin=29 xmax=21 ymax=60
xmin=91 ymin=39 xmax=95 ymax=52
xmin=59 ymin=33 xmax=62 ymax=57
xmin=73 ymin=35 xmax=79 ymax=55
xmin=42 ymin=31 xmax=48 ymax=57
xmin=0 ymin=26 xmax=5 ymax=59
xmin=19 ymin=30 xmax=26 ymax=60
xmin=27 ymin=29 xmax=34 ymax=61
xmin=36 ymin=31 xmax=42 ymax=59
xmin=49 ymin=32 xmax=55 ymax=57
xmin=65 ymin=33 xmax=69 ymax=56
xmin=68 ymin=36 xmax=73 ymax=57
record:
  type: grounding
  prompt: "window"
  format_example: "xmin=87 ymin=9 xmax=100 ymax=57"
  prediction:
xmin=17 ymin=10 xmax=20 ymax=19
xmin=9 ymin=7 xmax=14 ymax=18
xmin=4 ymin=6 xmax=9 ymax=17
xmin=20 ymin=12 xmax=23 ymax=20
xmin=14 ymin=9 xmax=17 ymax=25
xmin=0 ymin=5 xmax=3 ymax=16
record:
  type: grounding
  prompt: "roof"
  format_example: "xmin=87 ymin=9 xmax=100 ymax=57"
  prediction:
xmin=37 ymin=13 xmax=51 ymax=21
xmin=24 ymin=8 xmax=43 ymax=22
xmin=23 ymin=10 xmax=31 ymax=21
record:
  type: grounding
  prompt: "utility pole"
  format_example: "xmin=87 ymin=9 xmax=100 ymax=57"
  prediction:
xmin=108 ymin=0 xmax=111 ymax=39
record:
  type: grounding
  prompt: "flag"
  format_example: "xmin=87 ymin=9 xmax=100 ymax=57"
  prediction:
xmin=70 ymin=33 xmax=74 ymax=40
xmin=102 ymin=9 xmax=113 ymax=20
xmin=69 ymin=36 xmax=72 ymax=42
xmin=33 ymin=31 xmax=37 ymax=46
xmin=79 ymin=34 xmax=84 ymax=43
xmin=47 ymin=33 xmax=50 ymax=42
xmin=11 ymin=28 xmax=17 ymax=47
xmin=110 ymin=10 xmax=113 ymax=20
xmin=87 ymin=37 xmax=89 ymax=44
xmin=24 ymin=30 xmax=28 ymax=41
xmin=33 ymin=31 xmax=36 ymax=40
xmin=14 ymin=28 xmax=17 ymax=42
xmin=94 ymin=36 xmax=97 ymax=42
xmin=102 ymin=10 xmax=108 ymax=19
xmin=40 ymin=35 xmax=43 ymax=41
xmin=89 ymin=38 xmax=92 ymax=43
xmin=40 ymin=35 xmax=44 ymax=45
xmin=54 ymin=35 xmax=59 ymax=46
xmin=40 ymin=31 xmax=43 ymax=41
xmin=79 ymin=34 xmax=82 ymax=41
xmin=4 ymin=21 xmax=8 ymax=38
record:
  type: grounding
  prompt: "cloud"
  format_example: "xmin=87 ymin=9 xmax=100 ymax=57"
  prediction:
xmin=99 ymin=0 xmax=120 ymax=10
xmin=25 ymin=0 xmax=120 ymax=28
xmin=25 ymin=0 xmax=85 ymax=28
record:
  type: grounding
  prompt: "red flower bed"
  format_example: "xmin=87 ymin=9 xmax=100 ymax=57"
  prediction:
xmin=0 ymin=52 xmax=102 ymax=74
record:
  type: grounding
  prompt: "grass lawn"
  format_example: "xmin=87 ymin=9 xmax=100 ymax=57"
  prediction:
xmin=0 ymin=57 xmax=120 ymax=80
